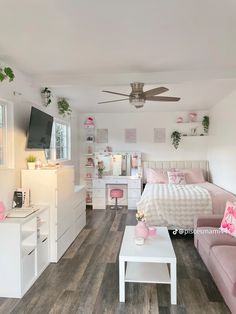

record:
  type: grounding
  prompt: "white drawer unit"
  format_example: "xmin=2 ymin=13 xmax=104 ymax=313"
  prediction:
xmin=22 ymin=168 xmax=86 ymax=263
xmin=92 ymin=176 xmax=142 ymax=210
xmin=0 ymin=206 xmax=49 ymax=298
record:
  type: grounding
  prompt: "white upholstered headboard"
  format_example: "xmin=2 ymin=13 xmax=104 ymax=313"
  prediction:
xmin=142 ymin=160 xmax=210 ymax=182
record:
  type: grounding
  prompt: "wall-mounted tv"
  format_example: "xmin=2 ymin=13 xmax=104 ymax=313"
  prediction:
xmin=27 ymin=107 xmax=53 ymax=149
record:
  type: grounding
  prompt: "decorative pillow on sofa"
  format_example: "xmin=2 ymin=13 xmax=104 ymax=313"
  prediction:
xmin=146 ymin=168 xmax=175 ymax=184
xmin=167 ymin=171 xmax=186 ymax=185
xmin=220 ymin=201 xmax=236 ymax=238
xmin=181 ymin=169 xmax=206 ymax=184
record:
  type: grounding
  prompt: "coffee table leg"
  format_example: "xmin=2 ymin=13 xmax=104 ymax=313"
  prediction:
xmin=119 ymin=259 xmax=125 ymax=302
xmin=170 ymin=261 xmax=177 ymax=305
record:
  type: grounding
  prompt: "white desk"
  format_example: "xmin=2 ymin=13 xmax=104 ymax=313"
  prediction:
xmin=119 ymin=226 xmax=177 ymax=304
xmin=92 ymin=176 xmax=142 ymax=210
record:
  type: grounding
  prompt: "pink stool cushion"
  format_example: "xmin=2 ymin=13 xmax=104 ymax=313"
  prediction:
xmin=110 ymin=189 xmax=123 ymax=198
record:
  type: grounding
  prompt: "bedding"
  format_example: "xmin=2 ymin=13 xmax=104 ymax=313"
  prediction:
xmin=137 ymin=183 xmax=212 ymax=228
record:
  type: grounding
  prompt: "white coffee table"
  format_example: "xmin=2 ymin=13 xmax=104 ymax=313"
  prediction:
xmin=119 ymin=226 xmax=177 ymax=304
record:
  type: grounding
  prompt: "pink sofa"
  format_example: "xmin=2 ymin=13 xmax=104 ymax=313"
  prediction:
xmin=194 ymin=214 xmax=236 ymax=314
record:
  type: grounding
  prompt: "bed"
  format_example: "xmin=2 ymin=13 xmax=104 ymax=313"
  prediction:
xmin=137 ymin=160 xmax=236 ymax=229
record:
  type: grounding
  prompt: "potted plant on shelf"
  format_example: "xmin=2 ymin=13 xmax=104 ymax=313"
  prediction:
xmin=26 ymin=155 xmax=36 ymax=170
xmin=202 ymin=116 xmax=209 ymax=134
xmin=171 ymin=131 xmax=182 ymax=149
xmin=0 ymin=67 xmax=15 ymax=82
xmin=57 ymin=98 xmax=72 ymax=117
xmin=41 ymin=87 xmax=52 ymax=107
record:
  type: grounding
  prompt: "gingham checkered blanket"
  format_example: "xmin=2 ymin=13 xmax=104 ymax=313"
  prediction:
xmin=137 ymin=183 xmax=212 ymax=229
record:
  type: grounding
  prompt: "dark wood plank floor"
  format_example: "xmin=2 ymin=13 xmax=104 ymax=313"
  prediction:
xmin=0 ymin=209 xmax=230 ymax=314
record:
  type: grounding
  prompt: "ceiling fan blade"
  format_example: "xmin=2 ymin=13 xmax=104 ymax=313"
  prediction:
xmin=146 ymin=96 xmax=180 ymax=102
xmin=144 ymin=87 xmax=169 ymax=97
xmin=98 ymin=98 xmax=129 ymax=104
xmin=102 ymin=90 xmax=130 ymax=97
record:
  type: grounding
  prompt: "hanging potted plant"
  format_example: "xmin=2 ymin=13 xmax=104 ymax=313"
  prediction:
xmin=41 ymin=87 xmax=52 ymax=107
xmin=171 ymin=131 xmax=182 ymax=149
xmin=57 ymin=98 xmax=72 ymax=117
xmin=26 ymin=154 xmax=36 ymax=170
xmin=0 ymin=67 xmax=15 ymax=82
xmin=202 ymin=116 xmax=209 ymax=134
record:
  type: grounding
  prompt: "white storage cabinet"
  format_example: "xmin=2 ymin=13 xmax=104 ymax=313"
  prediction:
xmin=21 ymin=166 xmax=86 ymax=262
xmin=0 ymin=207 xmax=49 ymax=298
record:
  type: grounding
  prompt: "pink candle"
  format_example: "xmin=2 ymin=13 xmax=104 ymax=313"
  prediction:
xmin=148 ymin=226 xmax=157 ymax=237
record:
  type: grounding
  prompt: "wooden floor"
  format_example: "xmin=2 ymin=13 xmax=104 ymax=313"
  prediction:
xmin=0 ymin=209 xmax=230 ymax=314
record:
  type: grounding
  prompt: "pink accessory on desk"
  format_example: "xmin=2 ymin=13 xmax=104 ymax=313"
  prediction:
xmin=0 ymin=201 xmax=6 ymax=221
xmin=148 ymin=226 xmax=157 ymax=237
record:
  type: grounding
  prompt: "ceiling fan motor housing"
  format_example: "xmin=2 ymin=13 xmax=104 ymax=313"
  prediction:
xmin=130 ymin=82 xmax=145 ymax=108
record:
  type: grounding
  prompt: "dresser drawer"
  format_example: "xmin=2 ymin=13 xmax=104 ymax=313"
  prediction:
xmin=128 ymin=179 xmax=141 ymax=189
xmin=93 ymin=198 xmax=106 ymax=209
xmin=128 ymin=198 xmax=139 ymax=209
xmin=93 ymin=189 xmax=106 ymax=198
xmin=128 ymin=188 xmax=141 ymax=198
xmin=93 ymin=179 xmax=105 ymax=189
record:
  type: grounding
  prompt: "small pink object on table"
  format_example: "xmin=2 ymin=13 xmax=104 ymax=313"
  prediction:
xmin=148 ymin=226 xmax=157 ymax=237
xmin=135 ymin=221 xmax=149 ymax=239
xmin=0 ymin=201 xmax=6 ymax=221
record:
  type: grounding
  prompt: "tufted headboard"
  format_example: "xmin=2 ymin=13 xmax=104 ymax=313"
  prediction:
xmin=142 ymin=160 xmax=210 ymax=183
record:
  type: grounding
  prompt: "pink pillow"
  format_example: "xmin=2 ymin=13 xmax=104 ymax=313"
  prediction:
xmin=167 ymin=171 xmax=186 ymax=185
xmin=220 ymin=201 xmax=236 ymax=238
xmin=146 ymin=168 xmax=174 ymax=184
xmin=182 ymin=169 xmax=205 ymax=184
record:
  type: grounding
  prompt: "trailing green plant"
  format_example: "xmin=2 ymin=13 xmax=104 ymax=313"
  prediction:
xmin=171 ymin=131 xmax=182 ymax=149
xmin=57 ymin=98 xmax=72 ymax=117
xmin=0 ymin=67 xmax=15 ymax=82
xmin=41 ymin=87 xmax=52 ymax=106
xmin=26 ymin=154 xmax=36 ymax=162
xmin=202 ymin=115 xmax=209 ymax=134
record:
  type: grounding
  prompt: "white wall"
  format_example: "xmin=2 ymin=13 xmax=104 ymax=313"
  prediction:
xmin=208 ymin=90 xmax=236 ymax=194
xmin=0 ymin=65 xmax=80 ymax=208
xmin=79 ymin=111 xmax=209 ymax=182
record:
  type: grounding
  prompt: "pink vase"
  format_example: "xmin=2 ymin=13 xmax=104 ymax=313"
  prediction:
xmin=135 ymin=221 xmax=149 ymax=239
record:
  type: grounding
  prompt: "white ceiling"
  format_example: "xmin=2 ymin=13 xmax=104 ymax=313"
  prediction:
xmin=1 ymin=0 xmax=236 ymax=112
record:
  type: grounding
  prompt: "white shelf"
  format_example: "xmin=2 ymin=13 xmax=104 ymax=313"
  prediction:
xmin=125 ymin=262 xmax=170 ymax=284
xmin=21 ymin=230 xmax=36 ymax=241
xmin=175 ymin=121 xmax=201 ymax=125
xmin=86 ymin=141 xmax=94 ymax=144
xmin=85 ymin=165 xmax=94 ymax=168
xmin=182 ymin=135 xmax=208 ymax=137
xmin=84 ymin=154 xmax=94 ymax=156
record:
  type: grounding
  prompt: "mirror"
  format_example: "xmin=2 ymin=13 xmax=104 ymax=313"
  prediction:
xmin=94 ymin=152 xmax=141 ymax=177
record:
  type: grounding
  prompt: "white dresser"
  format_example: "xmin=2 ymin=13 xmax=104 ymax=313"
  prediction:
xmin=0 ymin=206 xmax=49 ymax=298
xmin=21 ymin=166 xmax=86 ymax=262
xmin=92 ymin=176 xmax=142 ymax=210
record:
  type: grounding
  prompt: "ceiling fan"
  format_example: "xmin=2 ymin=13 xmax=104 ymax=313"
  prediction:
xmin=98 ymin=82 xmax=180 ymax=108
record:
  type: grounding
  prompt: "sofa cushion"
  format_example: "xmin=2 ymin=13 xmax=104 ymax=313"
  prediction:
xmin=195 ymin=227 xmax=236 ymax=252
xmin=210 ymin=245 xmax=236 ymax=297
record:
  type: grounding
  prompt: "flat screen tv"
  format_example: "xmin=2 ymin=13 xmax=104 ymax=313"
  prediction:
xmin=27 ymin=107 xmax=53 ymax=149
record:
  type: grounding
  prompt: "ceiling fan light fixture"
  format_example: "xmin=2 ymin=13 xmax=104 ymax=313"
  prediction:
xmin=130 ymin=97 xmax=144 ymax=109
